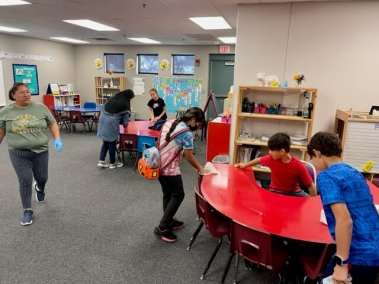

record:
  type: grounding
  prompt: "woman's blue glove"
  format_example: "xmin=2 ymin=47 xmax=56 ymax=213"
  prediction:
xmin=54 ymin=138 xmax=63 ymax=153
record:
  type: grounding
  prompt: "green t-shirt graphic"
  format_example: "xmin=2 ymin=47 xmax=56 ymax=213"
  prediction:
xmin=0 ymin=102 xmax=56 ymax=153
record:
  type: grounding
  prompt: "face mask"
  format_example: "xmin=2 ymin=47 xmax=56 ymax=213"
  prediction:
xmin=189 ymin=125 xmax=198 ymax=131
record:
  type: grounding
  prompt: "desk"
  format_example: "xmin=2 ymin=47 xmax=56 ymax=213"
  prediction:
xmin=54 ymin=105 xmax=103 ymax=113
xmin=119 ymin=120 xmax=159 ymax=138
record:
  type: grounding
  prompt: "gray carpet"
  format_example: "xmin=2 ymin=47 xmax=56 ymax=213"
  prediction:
xmin=0 ymin=128 xmax=291 ymax=284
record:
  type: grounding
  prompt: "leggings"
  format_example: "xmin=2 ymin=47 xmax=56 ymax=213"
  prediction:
xmin=9 ymin=149 xmax=49 ymax=209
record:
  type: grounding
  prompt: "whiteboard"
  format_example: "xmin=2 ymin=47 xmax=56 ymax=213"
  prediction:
xmin=0 ymin=60 xmax=5 ymax=106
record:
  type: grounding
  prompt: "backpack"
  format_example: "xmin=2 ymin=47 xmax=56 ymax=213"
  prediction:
xmin=137 ymin=127 xmax=190 ymax=180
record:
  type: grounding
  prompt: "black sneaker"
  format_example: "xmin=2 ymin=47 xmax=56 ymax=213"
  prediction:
xmin=154 ymin=226 xmax=177 ymax=243
xmin=170 ymin=219 xmax=184 ymax=230
xmin=33 ymin=181 xmax=45 ymax=203
xmin=21 ymin=209 xmax=33 ymax=226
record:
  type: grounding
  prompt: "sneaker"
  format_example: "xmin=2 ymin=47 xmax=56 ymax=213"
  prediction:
xmin=21 ymin=210 xmax=33 ymax=226
xmin=33 ymin=181 xmax=45 ymax=203
xmin=97 ymin=161 xmax=109 ymax=168
xmin=109 ymin=162 xmax=123 ymax=169
xmin=170 ymin=219 xmax=184 ymax=230
xmin=154 ymin=226 xmax=177 ymax=243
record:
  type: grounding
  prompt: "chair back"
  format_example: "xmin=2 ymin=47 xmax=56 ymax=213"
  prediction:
xmin=69 ymin=110 xmax=86 ymax=123
xmin=230 ymin=220 xmax=289 ymax=273
xmin=299 ymin=160 xmax=317 ymax=191
xmin=83 ymin=101 xmax=97 ymax=109
xmin=120 ymin=134 xmax=137 ymax=152
xmin=137 ymin=135 xmax=156 ymax=153
xmin=194 ymin=187 xmax=230 ymax=238
xmin=299 ymin=242 xmax=336 ymax=280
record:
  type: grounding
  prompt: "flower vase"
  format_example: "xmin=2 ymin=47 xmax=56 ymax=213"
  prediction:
xmin=109 ymin=78 xmax=114 ymax=88
xmin=296 ymin=81 xmax=302 ymax=88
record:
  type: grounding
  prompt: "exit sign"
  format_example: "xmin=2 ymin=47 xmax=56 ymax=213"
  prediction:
xmin=219 ymin=45 xmax=231 ymax=54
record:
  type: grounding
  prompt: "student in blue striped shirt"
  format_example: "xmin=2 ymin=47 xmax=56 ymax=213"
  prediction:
xmin=307 ymin=132 xmax=379 ymax=284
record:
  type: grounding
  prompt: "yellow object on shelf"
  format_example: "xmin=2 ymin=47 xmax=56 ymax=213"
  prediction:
xmin=362 ymin=160 xmax=375 ymax=172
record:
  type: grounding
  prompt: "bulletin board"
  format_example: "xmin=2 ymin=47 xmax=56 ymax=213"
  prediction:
xmin=153 ymin=76 xmax=202 ymax=114
xmin=12 ymin=64 xmax=39 ymax=95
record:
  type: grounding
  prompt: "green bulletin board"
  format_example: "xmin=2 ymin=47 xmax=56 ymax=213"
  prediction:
xmin=153 ymin=76 xmax=202 ymax=113
xmin=12 ymin=64 xmax=39 ymax=95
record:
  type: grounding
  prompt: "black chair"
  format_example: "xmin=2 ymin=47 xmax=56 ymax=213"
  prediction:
xmin=69 ymin=110 xmax=91 ymax=133
xmin=52 ymin=108 xmax=71 ymax=131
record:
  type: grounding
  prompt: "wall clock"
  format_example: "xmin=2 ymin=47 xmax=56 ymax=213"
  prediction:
xmin=126 ymin=59 xmax=136 ymax=70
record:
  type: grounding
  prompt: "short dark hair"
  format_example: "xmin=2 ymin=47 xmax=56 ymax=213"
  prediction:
xmin=9 ymin=83 xmax=27 ymax=101
xmin=307 ymin=132 xmax=342 ymax=158
xmin=268 ymin=132 xmax=291 ymax=152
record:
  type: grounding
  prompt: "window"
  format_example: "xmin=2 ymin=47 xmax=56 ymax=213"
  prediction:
xmin=137 ymin=54 xmax=158 ymax=74
xmin=172 ymin=54 xmax=195 ymax=75
xmin=104 ymin=53 xmax=125 ymax=73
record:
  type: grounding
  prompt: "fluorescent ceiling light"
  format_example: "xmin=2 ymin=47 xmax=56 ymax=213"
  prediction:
xmin=63 ymin=19 xmax=119 ymax=31
xmin=218 ymin=37 xmax=236 ymax=44
xmin=0 ymin=25 xmax=27 ymax=32
xmin=50 ymin=37 xmax=89 ymax=44
xmin=0 ymin=0 xmax=31 ymax=6
xmin=128 ymin=38 xmax=161 ymax=44
xmin=189 ymin=17 xmax=231 ymax=30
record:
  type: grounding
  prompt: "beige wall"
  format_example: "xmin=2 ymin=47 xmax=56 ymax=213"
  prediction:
xmin=232 ymin=1 xmax=379 ymax=147
xmin=0 ymin=34 xmax=76 ymax=104
xmin=0 ymin=33 xmax=236 ymax=119
xmin=74 ymin=45 xmax=229 ymax=119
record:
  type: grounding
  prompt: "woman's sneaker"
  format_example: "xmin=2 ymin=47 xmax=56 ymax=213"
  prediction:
xmin=97 ymin=161 xmax=109 ymax=168
xmin=21 ymin=209 xmax=33 ymax=226
xmin=109 ymin=162 xmax=123 ymax=169
xmin=33 ymin=181 xmax=45 ymax=203
xmin=154 ymin=226 xmax=177 ymax=243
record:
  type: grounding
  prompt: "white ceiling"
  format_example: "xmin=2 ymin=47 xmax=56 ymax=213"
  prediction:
xmin=0 ymin=0 xmax=353 ymax=45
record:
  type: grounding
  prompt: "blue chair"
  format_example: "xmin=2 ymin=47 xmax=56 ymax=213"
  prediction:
xmin=134 ymin=135 xmax=156 ymax=172
xmin=83 ymin=101 xmax=97 ymax=130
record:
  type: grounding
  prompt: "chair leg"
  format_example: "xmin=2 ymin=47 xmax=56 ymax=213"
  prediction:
xmin=133 ymin=153 xmax=140 ymax=173
xmin=186 ymin=222 xmax=204 ymax=251
xmin=201 ymin=237 xmax=224 ymax=279
xmin=221 ymin=253 xmax=235 ymax=283
xmin=233 ymin=255 xmax=240 ymax=284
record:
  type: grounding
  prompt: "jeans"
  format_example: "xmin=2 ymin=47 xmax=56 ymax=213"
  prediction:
xmin=268 ymin=187 xmax=310 ymax=197
xmin=99 ymin=140 xmax=117 ymax=164
xmin=158 ymin=175 xmax=185 ymax=229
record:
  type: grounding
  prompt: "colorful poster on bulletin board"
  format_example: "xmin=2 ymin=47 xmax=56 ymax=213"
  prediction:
xmin=153 ymin=76 xmax=202 ymax=113
xmin=12 ymin=64 xmax=39 ymax=95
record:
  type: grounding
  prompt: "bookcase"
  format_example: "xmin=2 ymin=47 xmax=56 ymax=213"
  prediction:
xmin=334 ymin=109 xmax=379 ymax=180
xmin=232 ymin=86 xmax=317 ymax=169
xmin=43 ymin=93 xmax=80 ymax=109
xmin=95 ymin=76 xmax=126 ymax=105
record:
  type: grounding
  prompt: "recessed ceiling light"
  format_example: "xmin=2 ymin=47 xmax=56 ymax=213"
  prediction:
xmin=0 ymin=0 xmax=31 ymax=6
xmin=50 ymin=37 xmax=89 ymax=44
xmin=0 ymin=25 xmax=27 ymax=32
xmin=63 ymin=20 xmax=119 ymax=31
xmin=189 ymin=17 xmax=231 ymax=30
xmin=128 ymin=38 xmax=161 ymax=44
xmin=218 ymin=37 xmax=236 ymax=44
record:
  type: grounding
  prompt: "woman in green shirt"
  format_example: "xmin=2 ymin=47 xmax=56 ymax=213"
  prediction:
xmin=0 ymin=83 xmax=62 ymax=226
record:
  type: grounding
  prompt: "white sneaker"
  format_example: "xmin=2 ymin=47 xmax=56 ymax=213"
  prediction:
xmin=109 ymin=162 xmax=123 ymax=169
xmin=97 ymin=161 xmax=109 ymax=168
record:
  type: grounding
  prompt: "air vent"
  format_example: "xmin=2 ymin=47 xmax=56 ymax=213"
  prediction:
xmin=185 ymin=34 xmax=215 ymax=41
xmin=91 ymin=37 xmax=113 ymax=41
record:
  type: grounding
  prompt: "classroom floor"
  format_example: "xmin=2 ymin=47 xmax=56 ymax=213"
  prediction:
xmin=0 ymin=128 xmax=324 ymax=283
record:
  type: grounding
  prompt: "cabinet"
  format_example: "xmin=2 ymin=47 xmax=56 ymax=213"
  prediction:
xmin=95 ymin=76 xmax=126 ymax=105
xmin=43 ymin=93 xmax=80 ymax=109
xmin=334 ymin=109 xmax=379 ymax=178
xmin=233 ymin=86 xmax=317 ymax=165
xmin=206 ymin=118 xmax=231 ymax=162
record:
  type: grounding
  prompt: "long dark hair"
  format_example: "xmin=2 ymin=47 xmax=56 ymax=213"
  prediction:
xmin=165 ymin=107 xmax=205 ymax=142
xmin=104 ymin=89 xmax=135 ymax=114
